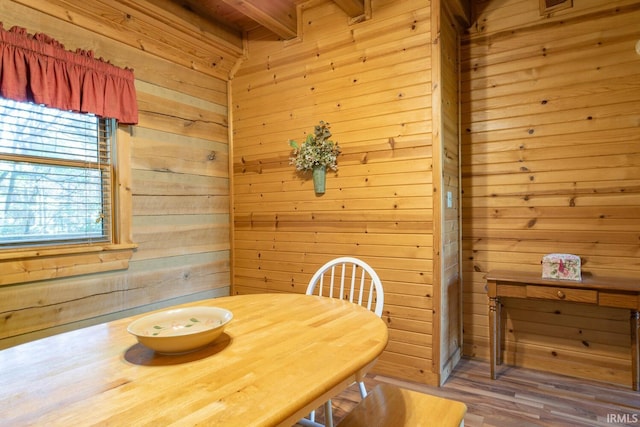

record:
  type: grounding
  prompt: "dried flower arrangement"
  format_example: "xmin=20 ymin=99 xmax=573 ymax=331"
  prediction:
xmin=288 ymin=121 xmax=341 ymax=172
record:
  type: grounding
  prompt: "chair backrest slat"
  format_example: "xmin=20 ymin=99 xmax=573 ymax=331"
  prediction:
xmin=339 ymin=263 xmax=347 ymax=300
xmin=357 ymin=270 xmax=365 ymax=307
xmin=329 ymin=265 xmax=336 ymax=298
xmin=367 ymin=278 xmax=375 ymax=311
xmin=348 ymin=263 xmax=356 ymax=304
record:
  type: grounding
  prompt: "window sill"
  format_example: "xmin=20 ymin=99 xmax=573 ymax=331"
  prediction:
xmin=0 ymin=243 xmax=138 ymax=286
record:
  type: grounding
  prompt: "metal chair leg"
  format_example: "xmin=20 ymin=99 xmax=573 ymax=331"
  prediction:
xmin=324 ymin=399 xmax=333 ymax=427
xmin=358 ymin=381 xmax=367 ymax=398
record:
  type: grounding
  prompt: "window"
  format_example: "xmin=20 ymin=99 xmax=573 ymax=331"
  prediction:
xmin=0 ymin=98 xmax=113 ymax=247
xmin=0 ymin=98 xmax=136 ymax=285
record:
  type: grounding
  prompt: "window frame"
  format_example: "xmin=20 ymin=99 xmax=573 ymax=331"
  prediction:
xmin=0 ymin=124 xmax=136 ymax=286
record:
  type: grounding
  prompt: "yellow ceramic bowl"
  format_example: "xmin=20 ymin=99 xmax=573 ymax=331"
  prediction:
xmin=127 ymin=306 xmax=233 ymax=354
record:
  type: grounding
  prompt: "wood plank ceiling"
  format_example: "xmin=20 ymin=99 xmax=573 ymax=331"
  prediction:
xmin=154 ymin=0 xmax=468 ymax=80
xmin=168 ymin=0 xmax=368 ymax=40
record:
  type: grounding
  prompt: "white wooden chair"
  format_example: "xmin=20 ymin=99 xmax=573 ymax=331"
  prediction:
xmin=301 ymin=256 xmax=384 ymax=427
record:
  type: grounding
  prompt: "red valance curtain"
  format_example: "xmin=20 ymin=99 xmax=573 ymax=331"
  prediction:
xmin=0 ymin=23 xmax=138 ymax=124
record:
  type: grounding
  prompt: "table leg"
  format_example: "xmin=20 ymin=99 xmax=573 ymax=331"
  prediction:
xmin=489 ymin=296 xmax=499 ymax=379
xmin=497 ymin=300 xmax=502 ymax=366
xmin=631 ymin=310 xmax=639 ymax=392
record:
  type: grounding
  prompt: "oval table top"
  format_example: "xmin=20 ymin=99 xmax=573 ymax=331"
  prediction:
xmin=0 ymin=293 xmax=388 ymax=426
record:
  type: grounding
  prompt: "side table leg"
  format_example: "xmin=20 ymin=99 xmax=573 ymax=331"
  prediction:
xmin=497 ymin=300 xmax=502 ymax=366
xmin=631 ymin=310 xmax=639 ymax=391
xmin=489 ymin=296 xmax=499 ymax=379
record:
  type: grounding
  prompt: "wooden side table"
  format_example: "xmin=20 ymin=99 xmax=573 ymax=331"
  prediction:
xmin=486 ymin=270 xmax=640 ymax=391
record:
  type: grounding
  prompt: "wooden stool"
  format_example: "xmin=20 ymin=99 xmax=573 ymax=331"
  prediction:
xmin=337 ymin=383 xmax=467 ymax=427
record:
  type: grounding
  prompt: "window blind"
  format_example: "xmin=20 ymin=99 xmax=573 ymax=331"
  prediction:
xmin=0 ymin=97 xmax=113 ymax=247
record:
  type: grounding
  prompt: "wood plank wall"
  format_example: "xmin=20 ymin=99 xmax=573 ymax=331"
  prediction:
xmin=0 ymin=0 xmax=233 ymax=348
xmin=231 ymin=0 xmax=440 ymax=384
xmin=461 ymin=0 xmax=640 ymax=387
xmin=433 ymin=0 xmax=464 ymax=385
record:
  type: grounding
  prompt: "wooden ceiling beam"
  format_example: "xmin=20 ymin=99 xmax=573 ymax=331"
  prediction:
xmin=445 ymin=0 xmax=471 ymax=26
xmin=219 ymin=0 xmax=298 ymax=39
xmin=331 ymin=0 xmax=364 ymax=18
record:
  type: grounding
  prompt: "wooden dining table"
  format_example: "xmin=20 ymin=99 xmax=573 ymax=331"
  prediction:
xmin=0 ymin=293 xmax=388 ymax=426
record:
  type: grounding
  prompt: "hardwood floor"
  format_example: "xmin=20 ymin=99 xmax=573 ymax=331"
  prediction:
xmin=304 ymin=358 xmax=640 ymax=426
